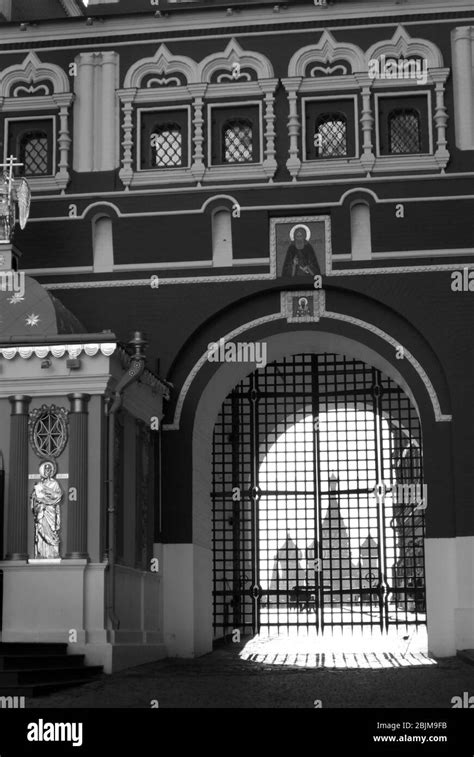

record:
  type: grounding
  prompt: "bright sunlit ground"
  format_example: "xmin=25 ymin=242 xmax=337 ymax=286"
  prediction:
xmin=239 ymin=621 xmax=433 ymax=669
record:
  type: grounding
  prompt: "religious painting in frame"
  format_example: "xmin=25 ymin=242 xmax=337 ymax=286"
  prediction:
xmin=270 ymin=216 xmax=331 ymax=280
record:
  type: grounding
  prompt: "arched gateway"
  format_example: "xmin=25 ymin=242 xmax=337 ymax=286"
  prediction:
xmin=212 ymin=352 xmax=425 ymax=642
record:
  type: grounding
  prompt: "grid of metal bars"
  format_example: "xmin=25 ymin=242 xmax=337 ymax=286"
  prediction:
xmin=315 ymin=114 xmax=347 ymax=158
xmin=389 ymin=109 xmax=421 ymax=154
xmin=150 ymin=124 xmax=183 ymax=167
xmin=223 ymin=119 xmax=253 ymax=163
xmin=21 ymin=132 xmax=49 ymax=175
xmin=212 ymin=354 xmax=425 ymax=637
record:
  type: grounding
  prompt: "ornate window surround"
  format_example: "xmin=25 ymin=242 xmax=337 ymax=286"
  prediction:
xmin=207 ymin=100 xmax=263 ymax=178
xmin=301 ymin=94 xmax=359 ymax=163
xmin=137 ymin=104 xmax=192 ymax=172
xmin=119 ymin=44 xmax=198 ymax=188
xmin=118 ymin=39 xmax=278 ymax=189
xmin=200 ymin=40 xmax=277 ymax=184
xmin=4 ymin=115 xmax=56 ymax=177
xmin=0 ymin=52 xmax=72 ymax=192
xmin=374 ymin=90 xmax=434 ymax=170
xmin=283 ymin=31 xmax=369 ymax=179
xmin=283 ymin=27 xmax=450 ymax=181
xmin=366 ymin=27 xmax=449 ymax=173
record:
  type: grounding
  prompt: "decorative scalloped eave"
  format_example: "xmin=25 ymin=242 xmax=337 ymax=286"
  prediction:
xmin=0 ymin=343 xmax=117 ymax=360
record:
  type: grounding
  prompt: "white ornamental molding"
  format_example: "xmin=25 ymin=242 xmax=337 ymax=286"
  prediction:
xmin=0 ymin=343 xmax=117 ymax=360
xmin=287 ymin=30 xmax=366 ymax=77
xmin=0 ymin=51 xmax=70 ymax=97
xmin=163 ymin=311 xmax=450 ymax=431
xmin=198 ymin=38 xmax=274 ymax=82
xmin=365 ymin=25 xmax=444 ymax=70
xmin=123 ymin=44 xmax=199 ymax=88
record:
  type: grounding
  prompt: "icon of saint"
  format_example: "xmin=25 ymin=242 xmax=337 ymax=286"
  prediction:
xmin=295 ymin=297 xmax=311 ymax=317
xmin=282 ymin=224 xmax=320 ymax=278
xmin=30 ymin=461 xmax=63 ymax=559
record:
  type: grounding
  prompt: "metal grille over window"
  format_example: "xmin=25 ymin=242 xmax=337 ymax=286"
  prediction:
xmin=389 ymin=109 xmax=421 ymax=154
xmin=29 ymin=405 xmax=69 ymax=459
xmin=20 ymin=131 xmax=49 ymax=175
xmin=150 ymin=123 xmax=182 ymax=167
xmin=315 ymin=114 xmax=347 ymax=158
xmin=223 ymin=119 xmax=253 ymax=163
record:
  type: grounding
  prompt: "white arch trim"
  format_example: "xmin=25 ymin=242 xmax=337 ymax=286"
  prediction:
xmin=200 ymin=194 xmax=239 ymax=212
xmin=81 ymin=201 xmax=121 ymax=219
xmin=288 ymin=30 xmax=366 ymax=77
xmin=0 ymin=51 xmax=70 ymax=96
xmin=339 ymin=187 xmax=380 ymax=204
xmin=366 ymin=25 xmax=444 ymax=69
xmin=123 ymin=43 xmax=199 ymax=88
xmin=198 ymin=38 xmax=274 ymax=82
xmin=163 ymin=311 xmax=451 ymax=431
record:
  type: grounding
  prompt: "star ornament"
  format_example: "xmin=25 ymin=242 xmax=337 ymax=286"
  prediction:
xmin=25 ymin=313 xmax=40 ymax=327
xmin=8 ymin=292 xmax=24 ymax=304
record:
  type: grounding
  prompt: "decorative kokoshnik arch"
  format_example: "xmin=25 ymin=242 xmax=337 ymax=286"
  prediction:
xmin=163 ymin=295 xmax=451 ymax=431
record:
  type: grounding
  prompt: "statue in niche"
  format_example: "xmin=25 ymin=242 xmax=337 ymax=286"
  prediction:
xmin=30 ymin=460 xmax=63 ymax=558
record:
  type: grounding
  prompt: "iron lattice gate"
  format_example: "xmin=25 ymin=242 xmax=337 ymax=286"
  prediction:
xmin=212 ymin=354 xmax=426 ymax=637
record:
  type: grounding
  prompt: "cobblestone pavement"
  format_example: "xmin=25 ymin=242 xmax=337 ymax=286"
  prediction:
xmin=28 ymin=646 xmax=474 ymax=709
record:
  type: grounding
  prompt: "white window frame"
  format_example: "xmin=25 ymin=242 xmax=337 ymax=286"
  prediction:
xmin=206 ymin=100 xmax=263 ymax=180
xmin=373 ymin=89 xmax=437 ymax=172
xmin=302 ymin=94 xmax=359 ymax=166
xmin=4 ymin=115 xmax=56 ymax=178
xmin=137 ymin=105 xmax=192 ymax=174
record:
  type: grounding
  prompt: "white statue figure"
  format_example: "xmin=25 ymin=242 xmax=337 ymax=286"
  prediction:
xmin=0 ymin=155 xmax=31 ymax=243
xmin=30 ymin=460 xmax=63 ymax=559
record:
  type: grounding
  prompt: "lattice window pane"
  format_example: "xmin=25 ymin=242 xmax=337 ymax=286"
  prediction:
xmin=315 ymin=114 xmax=347 ymax=158
xmin=389 ymin=109 xmax=421 ymax=154
xmin=21 ymin=131 xmax=49 ymax=175
xmin=31 ymin=409 xmax=68 ymax=458
xmin=150 ymin=123 xmax=182 ymax=167
xmin=223 ymin=119 xmax=253 ymax=163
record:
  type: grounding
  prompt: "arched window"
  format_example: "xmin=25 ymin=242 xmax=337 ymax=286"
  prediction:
xmin=388 ymin=108 xmax=421 ymax=154
xmin=223 ymin=118 xmax=253 ymax=163
xmin=18 ymin=129 xmax=50 ymax=175
xmin=92 ymin=216 xmax=114 ymax=272
xmin=212 ymin=208 xmax=233 ymax=267
xmin=350 ymin=202 xmax=372 ymax=260
xmin=150 ymin=122 xmax=183 ymax=167
xmin=314 ymin=113 xmax=347 ymax=158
